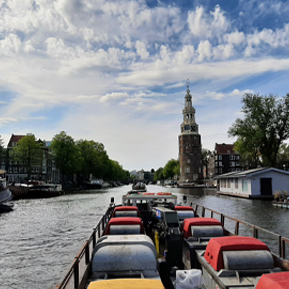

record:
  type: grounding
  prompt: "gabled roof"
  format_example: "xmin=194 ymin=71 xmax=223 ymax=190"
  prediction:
xmin=214 ymin=167 xmax=289 ymax=179
xmin=7 ymin=134 xmax=25 ymax=147
xmin=215 ymin=143 xmax=238 ymax=155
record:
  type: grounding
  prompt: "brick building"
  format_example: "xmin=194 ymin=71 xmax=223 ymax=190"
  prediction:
xmin=178 ymin=86 xmax=203 ymax=184
xmin=214 ymin=143 xmax=242 ymax=175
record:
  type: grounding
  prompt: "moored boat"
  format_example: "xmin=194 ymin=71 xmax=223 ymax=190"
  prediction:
xmin=56 ymin=191 xmax=289 ymax=289
xmin=0 ymin=170 xmax=13 ymax=213
xmin=130 ymin=181 xmax=147 ymax=193
xmin=9 ymin=181 xmax=64 ymax=200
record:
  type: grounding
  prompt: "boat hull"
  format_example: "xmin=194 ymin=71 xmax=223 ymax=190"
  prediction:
xmin=9 ymin=184 xmax=64 ymax=200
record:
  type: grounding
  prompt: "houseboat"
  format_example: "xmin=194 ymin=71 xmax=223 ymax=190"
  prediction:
xmin=215 ymin=167 xmax=289 ymax=199
xmin=56 ymin=191 xmax=289 ymax=289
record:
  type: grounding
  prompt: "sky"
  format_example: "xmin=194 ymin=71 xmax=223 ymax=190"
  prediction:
xmin=1 ymin=0 xmax=289 ymax=172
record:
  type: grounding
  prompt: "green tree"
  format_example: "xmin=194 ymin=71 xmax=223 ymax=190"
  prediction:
xmin=228 ymin=93 xmax=289 ymax=167
xmin=10 ymin=134 xmax=42 ymax=180
xmin=163 ymin=159 xmax=179 ymax=179
xmin=76 ymin=139 xmax=110 ymax=180
xmin=154 ymin=167 xmax=164 ymax=182
xmin=202 ymin=149 xmax=212 ymax=178
xmin=106 ymin=160 xmax=128 ymax=182
xmin=50 ymin=131 xmax=82 ymax=183
xmin=276 ymin=143 xmax=289 ymax=169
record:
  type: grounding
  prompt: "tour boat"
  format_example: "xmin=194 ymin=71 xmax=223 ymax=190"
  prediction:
xmin=56 ymin=191 xmax=289 ymax=289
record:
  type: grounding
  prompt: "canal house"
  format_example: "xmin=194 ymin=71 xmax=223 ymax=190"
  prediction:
xmin=215 ymin=167 xmax=289 ymax=198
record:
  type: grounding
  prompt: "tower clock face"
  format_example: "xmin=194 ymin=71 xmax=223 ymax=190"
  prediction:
xmin=191 ymin=125 xmax=197 ymax=131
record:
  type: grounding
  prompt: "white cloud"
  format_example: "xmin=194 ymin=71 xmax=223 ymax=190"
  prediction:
xmin=0 ymin=33 xmax=22 ymax=55
xmin=197 ymin=40 xmax=212 ymax=61
xmin=135 ymin=40 xmax=149 ymax=60
xmin=187 ymin=5 xmax=230 ymax=40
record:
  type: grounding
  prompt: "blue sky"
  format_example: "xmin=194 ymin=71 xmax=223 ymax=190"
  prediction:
xmin=1 ymin=0 xmax=289 ymax=171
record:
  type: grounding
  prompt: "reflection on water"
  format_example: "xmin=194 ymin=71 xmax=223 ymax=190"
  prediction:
xmin=0 ymin=185 xmax=288 ymax=289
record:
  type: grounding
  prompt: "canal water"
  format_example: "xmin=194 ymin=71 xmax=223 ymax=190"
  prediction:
xmin=0 ymin=184 xmax=288 ymax=289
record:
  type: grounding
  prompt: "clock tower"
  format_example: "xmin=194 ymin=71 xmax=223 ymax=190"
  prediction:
xmin=178 ymin=85 xmax=203 ymax=184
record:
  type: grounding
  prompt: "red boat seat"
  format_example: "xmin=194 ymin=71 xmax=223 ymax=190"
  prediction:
xmin=104 ymin=217 xmax=145 ymax=235
xmin=112 ymin=206 xmax=140 ymax=217
xmin=204 ymin=236 xmax=270 ymax=271
xmin=182 ymin=218 xmax=223 ymax=239
xmin=255 ymin=272 xmax=289 ymax=289
xmin=175 ymin=206 xmax=194 ymax=211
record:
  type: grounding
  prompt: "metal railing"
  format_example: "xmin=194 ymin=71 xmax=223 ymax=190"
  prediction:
xmin=56 ymin=206 xmax=113 ymax=289
xmin=193 ymin=203 xmax=289 ymax=261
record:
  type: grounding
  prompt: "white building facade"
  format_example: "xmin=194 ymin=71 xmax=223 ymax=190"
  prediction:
xmin=215 ymin=167 xmax=289 ymax=198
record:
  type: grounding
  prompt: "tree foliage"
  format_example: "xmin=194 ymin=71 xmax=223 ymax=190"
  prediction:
xmin=76 ymin=139 xmax=110 ymax=180
xmin=10 ymin=134 xmax=43 ymax=180
xmin=50 ymin=131 xmax=82 ymax=181
xmin=202 ymin=149 xmax=212 ymax=178
xmin=163 ymin=159 xmax=179 ymax=179
xmin=154 ymin=167 xmax=164 ymax=182
xmin=228 ymin=93 xmax=289 ymax=167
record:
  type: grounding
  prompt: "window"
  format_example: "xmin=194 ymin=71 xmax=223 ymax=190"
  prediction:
xmin=187 ymin=159 xmax=191 ymax=163
xmin=230 ymin=162 xmax=235 ymax=167
xmin=185 ymin=167 xmax=190 ymax=173
xmin=219 ymin=161 xmax=222 ymax=167
xmin=242 ymin=180 xmax=248 ymax=192
xmin=219 ymin=155 xmax=222 ymax=160
xmin=219 ymin=168 xmax=222 ymax=173
xmin=236 ymin=155 xmax=240 ymax=160
xmin=229 ymin=155 xmax=235 ymax=160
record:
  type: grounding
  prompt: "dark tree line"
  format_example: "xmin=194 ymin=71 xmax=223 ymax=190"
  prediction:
xmin=7 ymin=131 xmax=129 ymax=185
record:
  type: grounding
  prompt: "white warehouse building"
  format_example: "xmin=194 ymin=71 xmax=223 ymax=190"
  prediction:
xmin=215 ymin=167 xmax=289 ymax=199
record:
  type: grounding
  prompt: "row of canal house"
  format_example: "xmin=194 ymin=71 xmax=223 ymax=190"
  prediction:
xmin=0 ymin=134 xmax=60 ymax=184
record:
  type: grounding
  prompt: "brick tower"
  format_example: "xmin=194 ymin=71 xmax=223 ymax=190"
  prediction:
xmin=178 ymin=85 xmax=203 ymax=184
